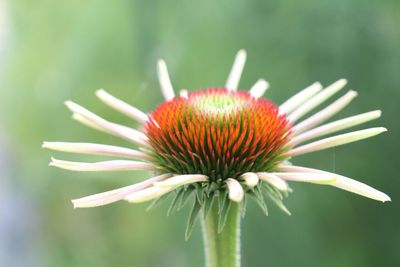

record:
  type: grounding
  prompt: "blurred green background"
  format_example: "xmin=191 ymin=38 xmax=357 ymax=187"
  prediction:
xmin=0 ymin=0 xmax=399 ymax=266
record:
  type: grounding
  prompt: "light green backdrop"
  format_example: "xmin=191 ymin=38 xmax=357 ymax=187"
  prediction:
xmin=0 ymin=0 xmax=399 ymax=266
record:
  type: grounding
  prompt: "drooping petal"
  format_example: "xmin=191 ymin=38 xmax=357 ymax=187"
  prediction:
xmin=71 ymin=174 xmax=172 ymax=208
xmin=96 ymin=89 xmax=149 ymax=124
xmin=50 ymin=158 xmax=158 ymax=172
xmin=257 ymin=172 xmax=289 ymax=191
xmin=226 ymin=49 xmax=247 ymax=91
xmin=290 ymin=110 xmax=382 ymax=145
xmin=225 ymin=178 xmax=244 ymax=202
xmin=157 ymin=59 xmax=175 ymax=101
xmin=334 ymin=176 xmax=391 ymax=202
xmin=292 ymin=90 xmax=358 ymax=134
xmin=124 ymin=186 xmax=172 ymax=203
xmin=154 ymin=174 xmax=208 ymax=188
xmin=240 ymin=172 xmax=259 ymax=188
xmin=287 ymin=127 xmax=387 ymax=156
xmin=270 ymin=172 xmax=336 ymax=184
xmin=288 ymin=79 xmax=347 ymax=123
xmin=65 ymin=101 xmax=149 ymax=147
xmin=277 ymin=165 xmax=390 ymax=202
xmin=249 ymin=79 xmax=269 ymax=98
xmin=43 ymin=142 xmax=151 ymax=161
xmin=279 ymin=82 xmax=322 ymax=114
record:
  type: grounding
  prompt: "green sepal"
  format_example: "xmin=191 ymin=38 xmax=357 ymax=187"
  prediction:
xmin=218 ymin=197 xmax=232 ymax=233
xmin=217 ymin=189 xmax=228 ymax=214
xmin=249 ymin=186 xmax=268 ymax=216
xmin=185 ymin=198 xmax=202 ymax=240
xmin=203 ymin=192 xmax=215 ymax=219
xmin=146 ymin=191 xmax=172 ymax=211
xmin=167 ymin=187 xmax=185 ymax=216
xmin=195 ymin=183 xmax=205 ymax=204
xmin=178 ymin=185 xmax=195 ymax=211
xmin=262 ymin=183 xmax=291 ymax=215
xmin=206 ymin=182 xmax=219 ymax=197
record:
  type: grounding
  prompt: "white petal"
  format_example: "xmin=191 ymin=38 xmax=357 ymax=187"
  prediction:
xmin=43 ymin=142 xmax=151 ymax=161
xmin=65 ymin=101 xmax=149 ymax=147
xmin=179 ymin=89 xmax=188 ymax=98
xmin=256 ymin=172 xmax=289 ymax=191
xmin=226 ymin=49 xmax=247 ymax=91
xmin=249 ymin=79 xmax=269 ymax=98
xmin=157 ymin=59 xmax=175 ymax=101
xmin=72 ymin=114 xmax=104 ymax=132
xmin=277 ymin=165 xmax=312 ymax=173
xmin=270 ymin=172 xmax=336 ymax=185
xmin=124 ymin=186 xmax=172 ymax=203
xmin=65 ymin=101 xmax=147 ymax=142
xmin=287 ymin=127 xmax=387 ymax=156
xmin=95 ymin=89 xmax=149 ymax=124
xmin=279 ymin=82 xmax=322 ymax=114
xmin=277 ymin=165 xmax=390 ymax=202
xmin=50 ymin=158 xmax=157 ymax=172
xmin=292 ymin=90 xmax=358 ymax=134
xmin=225 ymin=178 xmax=244 ymax=202
xmin=154 ymin=174 xmax=208 ymax=188
xmin=290 ymin=110 xmax=382 ymax=145
xmin=240 ymin=172 xmax=259 ymax=188
xmin=71 ymin=174 xmax=172 ymax=208
xmin=288 ymin=79 xmax=347 ymax=123
xmin=333 ymin=176 xmax=391 ymax=202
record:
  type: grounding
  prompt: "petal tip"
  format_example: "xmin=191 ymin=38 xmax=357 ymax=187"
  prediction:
xmin=64 ymin=100 xmax=73 ymax=107
xmin=95 ymin=88 xmax=106 ymax=95
xmin=313 ymin=81 xmax=323 ymax=90
xmin=314 ymin=81 xmax=322 ymax=86
xmin=226 ymin=178 xmax=244 ymax=202
xmin=71 ymin=200 xmax=78 ymax=209
xmin=240 ymin=172 xmax=259 ymax=187
xmin=64 ymin=100 xmax=77 ymax=112
xmin=349 ymin=90 xmax=358 ymax=97
xmin=376 ymin=127 xmax=388 ymax=134
xmin=157 ymin=58 xmax=166 ymax=66
xmin=381 ymin=194 xmax=391 ymax=202
xmin=49 ymin=157 xmax=59 ymax=167
xmin=238 ymin=49 xmax=247 ymax=56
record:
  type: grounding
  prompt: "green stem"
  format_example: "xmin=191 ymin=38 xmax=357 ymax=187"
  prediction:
xmin=201 ymin=201 xmax=241 ymax=267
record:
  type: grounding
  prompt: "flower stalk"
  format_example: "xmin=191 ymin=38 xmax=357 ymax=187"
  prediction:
xmin=202 ymin=201 xmax=241 ymax=267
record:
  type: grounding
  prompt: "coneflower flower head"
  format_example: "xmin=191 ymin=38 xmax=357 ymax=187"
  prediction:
xmin=146 ymin=88 xmax=291 ymax=181
xmin=43 ymin=49 xmax=390 ymax=236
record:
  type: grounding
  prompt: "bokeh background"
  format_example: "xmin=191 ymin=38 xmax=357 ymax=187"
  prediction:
xmin=0 ymin=0 xmax=399 ymax=266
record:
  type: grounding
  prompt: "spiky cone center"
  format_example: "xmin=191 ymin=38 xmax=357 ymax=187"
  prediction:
xmin=145 ymin=88 xmax=293 ymax=184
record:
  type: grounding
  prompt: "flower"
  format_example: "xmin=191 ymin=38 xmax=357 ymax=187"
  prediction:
xmin=43 ymin=49 xmax=390 ymax=219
